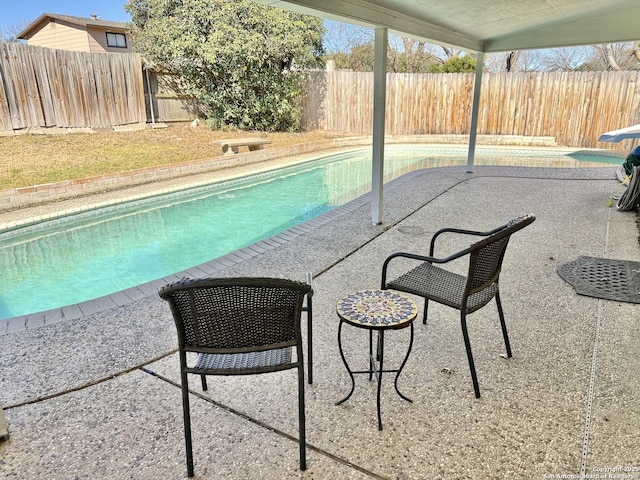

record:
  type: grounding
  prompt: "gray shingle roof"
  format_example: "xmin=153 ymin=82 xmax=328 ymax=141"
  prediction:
xmin=44 ymin=13 xmax=129 ymax=29
xmin=17 ymin=12 xmax=129 ymax=39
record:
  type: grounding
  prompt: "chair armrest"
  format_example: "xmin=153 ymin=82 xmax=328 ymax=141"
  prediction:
xmin=305 ymin=272 xmax=313 ymax=297
xmin=381 ymin=248 xmax=472 ymax=288
xmin=429 ymin=224 xmax=507 ymax=255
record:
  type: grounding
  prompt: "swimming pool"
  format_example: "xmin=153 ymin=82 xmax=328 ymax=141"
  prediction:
xmin=0 ymin=145 xmax=619 ymax=320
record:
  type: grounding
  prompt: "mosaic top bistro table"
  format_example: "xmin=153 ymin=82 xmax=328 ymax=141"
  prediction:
xmin=335 ymin=289 xmax=418 ymax=430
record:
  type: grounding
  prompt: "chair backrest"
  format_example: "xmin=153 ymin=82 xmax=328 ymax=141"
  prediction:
xmin=158 ymin=277 xmax=312 ymax=354
xmin=466 ymin=215 xmax=535 ymax=294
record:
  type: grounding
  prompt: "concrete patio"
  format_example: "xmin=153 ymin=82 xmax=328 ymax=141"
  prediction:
xmin=1 ymin=164 xmax=639 ymax=479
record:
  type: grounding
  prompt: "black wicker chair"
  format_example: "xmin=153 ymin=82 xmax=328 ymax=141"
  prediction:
xmin=381 ymin=215 xmax=535 ymax=398
xmin=158 ymin=277 xmax=313 ymax=477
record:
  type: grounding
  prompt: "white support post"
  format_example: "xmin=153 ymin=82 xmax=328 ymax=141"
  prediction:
xmin=467 ymin=52 xmax=484 ymax=173
xmin=371 ymin=26 xmax=388 ymax=225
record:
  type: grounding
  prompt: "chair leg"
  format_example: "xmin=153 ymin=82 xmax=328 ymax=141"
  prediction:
xmin=181 ymin=370 xmax=195 ymax=477
xmin=201 ymin=375 xmax=208 ymax=391
xmin=305 ymin=294 xmax=313 ymax=385
xmin=297 ymin=362 xmax=307 ymax=470
xmin=495 ymin=292 xmax=512 ymax=357
xmin=460 ymin=312 xmax=481 ymax=398
xmin=422 ymin=299 xmax=429 ymax=324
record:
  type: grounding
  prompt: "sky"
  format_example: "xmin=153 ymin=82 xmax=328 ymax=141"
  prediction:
xmin=2 ymin=0 xmax=131 ymax=32
xmin=1 ymin=1 xmax=358 ymax=51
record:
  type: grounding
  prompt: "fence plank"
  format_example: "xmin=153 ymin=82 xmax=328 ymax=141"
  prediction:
xmin=47 ymin=49 xmax=70 ymax=127
xmin=0 ymin=56 xmax=12 ymax=132
xmin=0 ymin=44 xmax=26 ymax=129
xmin=97 ymin=53 xmax=117 ymax=126
xmin=30 ymin=46 xmax=56 ymax=127
xmin=15 ymin=43 xmax=45 ymax=127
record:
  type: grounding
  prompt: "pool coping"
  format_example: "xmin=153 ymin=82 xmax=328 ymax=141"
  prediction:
xmin=0 ymin=146 xmax=623 ymax=335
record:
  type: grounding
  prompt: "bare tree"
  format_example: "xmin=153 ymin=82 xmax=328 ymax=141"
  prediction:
xmin=323 ymin=23 xmax=442 ymax=73
xmin=482 ymin=51 xmax=514 ymax=72
xmin=392 ymin=37 xmax=437 ymax=73
xmin=439 ymin=46 xmax=453 ymax=60
xmin=504 ymin=51 xmax=519 ymax=72
xmin=633 ymin=41 xmax=640 ymax=63
xmin=541 ymin=46 xmax=593 ymax=71
xmin=485 ymin=50 xmax=540 ymax=72
xmin=517 ymin=50 xmax=548 ymax=72
xmin=0 ymin=21 xmax=29 ymax=42
xmin=322 ymin=20 xmax=372 ymax=53
xmin=483 ymin=53 xmax=504 ymax=72
xmin=604 ymin=44 xmax=623 ymax=71
xmin=587 ymin=43 xmax=639 ymax=71
xmin=484 ymin=47 xmax=597 ymax=73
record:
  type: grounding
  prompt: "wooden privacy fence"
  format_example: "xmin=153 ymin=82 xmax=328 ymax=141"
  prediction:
xmin=143 ymin=70 xmax=203 ymax=123
xmin=2 ymin=41 xmax=640 ymax=152
xmin=302 ymin=70 xmax=640 ymax=150
xmin=0 ymin=42 xmax=146 ymax=132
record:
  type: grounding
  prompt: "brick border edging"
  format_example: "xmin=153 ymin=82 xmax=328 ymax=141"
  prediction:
xmin=0 ymin=137 xmax=372 ymax=211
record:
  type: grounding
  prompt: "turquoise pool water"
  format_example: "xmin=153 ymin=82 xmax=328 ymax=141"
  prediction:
xmin=0 ymin=145 xmax=619 ymax=320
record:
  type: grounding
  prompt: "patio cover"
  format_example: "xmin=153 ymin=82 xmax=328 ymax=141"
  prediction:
xmin=257 ymin=0 xmax=640 ymax=223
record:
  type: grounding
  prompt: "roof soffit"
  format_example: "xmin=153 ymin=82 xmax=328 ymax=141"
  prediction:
xmin=257 ymin=0 xmax=640 ymax=53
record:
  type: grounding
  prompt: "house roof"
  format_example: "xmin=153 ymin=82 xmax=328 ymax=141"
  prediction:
xmin=17 ymin=13 xmax=129 ymax=40
xmin=257 ymin=0 xmax=640 ymax=53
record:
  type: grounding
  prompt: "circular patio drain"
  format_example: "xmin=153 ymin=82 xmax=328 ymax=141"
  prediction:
xmin=397 ymin=225 xmax=427 ymax=236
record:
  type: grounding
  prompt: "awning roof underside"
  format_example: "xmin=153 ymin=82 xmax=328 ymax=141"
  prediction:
xmin=258 ymin=0 xmax=640 ymax=53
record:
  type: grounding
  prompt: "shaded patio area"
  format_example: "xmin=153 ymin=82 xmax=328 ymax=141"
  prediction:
xmin=1 ymin=164 xmax=639 ymax=479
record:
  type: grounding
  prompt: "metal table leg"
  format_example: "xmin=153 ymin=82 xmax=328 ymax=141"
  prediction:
xmin=335 ymin=320 xmax=355 ymax=406
xmin=394 ymin=323 xmax=414 ymax=403
xmin=376 ymin=330 xmax=384 ymax=430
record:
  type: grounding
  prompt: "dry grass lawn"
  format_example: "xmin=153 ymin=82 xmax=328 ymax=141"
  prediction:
xmin=0 ymin=125 xmax=344 ymax=191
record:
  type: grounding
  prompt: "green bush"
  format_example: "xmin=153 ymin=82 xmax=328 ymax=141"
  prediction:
xmin=127 ymin=0 xmax=323 ymax=131
xmin=429 ymin=55 xmax=477 ymax=73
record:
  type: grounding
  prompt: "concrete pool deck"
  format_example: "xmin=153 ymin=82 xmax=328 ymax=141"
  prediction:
xmin=2 ymin=163 xmax=640 ymax=479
